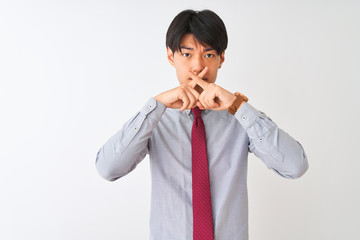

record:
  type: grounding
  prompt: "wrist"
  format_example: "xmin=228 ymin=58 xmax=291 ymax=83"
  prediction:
xmin=227 ymin=92 xmax=248 ymax=115
xmin=154 ymin=95 xmax=168 ymax=108
xmin=239 ymin=100 xmax=246 ymax=108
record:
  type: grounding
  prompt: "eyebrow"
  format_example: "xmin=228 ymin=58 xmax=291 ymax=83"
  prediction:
xmin=180 ymin=46 xmax=215 ymax=52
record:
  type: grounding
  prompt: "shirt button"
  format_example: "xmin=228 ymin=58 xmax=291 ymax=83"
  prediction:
xmin=242 ymin=116 xmax=247 ymax=120
xmin=259 ymin=138 xmax=263 ymax=141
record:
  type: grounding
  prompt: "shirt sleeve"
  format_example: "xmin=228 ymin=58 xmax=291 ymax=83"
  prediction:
xmin=95 ymin=98 xmax=167 ymax=181
xmin=234 ymin=102 xmax=309 ymax=179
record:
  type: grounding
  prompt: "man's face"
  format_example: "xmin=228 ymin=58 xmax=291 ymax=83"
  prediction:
xmin=167 ymin=33 xmax=225 ymax=87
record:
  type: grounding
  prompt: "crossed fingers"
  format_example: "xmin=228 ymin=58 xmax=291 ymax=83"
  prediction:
xmin=187 ymin=67 xmax=208 ymax=90
xmin=178 ymin=84 xmax=201 ymax=111
xmin=187 ymin=68 xmax=221 ymax=110
xmin=179 ymin=67 xmax=207 ymax=111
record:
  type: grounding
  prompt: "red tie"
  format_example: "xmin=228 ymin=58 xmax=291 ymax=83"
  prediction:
xmin=191 ymin=107 xmax=214 ymax=240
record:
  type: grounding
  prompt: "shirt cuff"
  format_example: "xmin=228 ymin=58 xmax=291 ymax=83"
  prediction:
xmin=140 ymin=98 xmax=167 ymax=121
xmin=234 ymin=102 xmax=261 ymax=130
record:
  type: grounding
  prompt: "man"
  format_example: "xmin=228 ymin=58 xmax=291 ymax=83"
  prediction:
xmin=95 ymin=9 xmax=308 ymax=240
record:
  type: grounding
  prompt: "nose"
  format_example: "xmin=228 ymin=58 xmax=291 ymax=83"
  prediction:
xmin=191 ymin=55 xmax=205 ymax=75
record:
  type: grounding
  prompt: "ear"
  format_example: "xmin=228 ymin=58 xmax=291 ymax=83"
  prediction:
xmin=219 ymin=50 xmax=225 ymax=69
xmin=167 ymin=47 xmax=175 ymax=66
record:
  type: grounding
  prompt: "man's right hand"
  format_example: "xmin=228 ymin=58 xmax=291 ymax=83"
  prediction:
xmin=154 ymin=67 xmax=208 ymax=112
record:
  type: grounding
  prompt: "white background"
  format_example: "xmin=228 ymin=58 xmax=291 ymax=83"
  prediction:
xmin=1 ymin=0 xmax=359 ymax=239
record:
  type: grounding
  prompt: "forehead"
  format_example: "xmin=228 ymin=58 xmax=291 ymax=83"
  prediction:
xmin=180 ymin=33 xmax=211 ymax=49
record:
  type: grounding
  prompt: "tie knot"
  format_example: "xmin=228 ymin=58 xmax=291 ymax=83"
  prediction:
xmin=191 ymin=107 xmax=202 ymax=118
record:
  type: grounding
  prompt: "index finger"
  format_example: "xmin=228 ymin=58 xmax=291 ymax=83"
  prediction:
xmin=188 ymin=70 xmax=209 ymax=90
xmin=187 ymin=67 xmax=208 ymax=89
xmin=197 ymin=66 xmax=208 ymax=79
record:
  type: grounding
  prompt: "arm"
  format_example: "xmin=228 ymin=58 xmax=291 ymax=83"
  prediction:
xmin=235 ymin=102 xmax=309 ymax=179
xmin=95 ymin=98 xmax=166 ymax=181
xmin=186 ymin=73 xmax=308 ymax=179
xmin=100 ymin=70 xmax=307 ymax=179
xmin=96 ymin=68 xmax=209 ymax=181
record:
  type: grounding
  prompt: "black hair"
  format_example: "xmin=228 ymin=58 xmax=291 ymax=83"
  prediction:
xmin=166 ymin=9 xmax=228 ymax=56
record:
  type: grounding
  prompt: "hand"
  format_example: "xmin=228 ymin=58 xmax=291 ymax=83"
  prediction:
xmin=154 ymin=68 xmax=208 ymax=111
xmin=188 ymin=68 xmax=236 ymax=111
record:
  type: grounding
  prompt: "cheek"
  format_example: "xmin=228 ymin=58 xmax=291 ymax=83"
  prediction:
xmin=176 ymin=66 xmax=189 ymax=78
xmin=176 ymin=68 xmax=186 ymax=79
xmin=174 ymin=66 xmax=190 ymax=84
xmin=208 ymin=68 xmax=218 ymax=77
xmin=207 ymin=69 xmax=219 ymax=83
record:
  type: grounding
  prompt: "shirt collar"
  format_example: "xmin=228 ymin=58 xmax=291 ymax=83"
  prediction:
xmin=183 ymin=109 xmax=210 ymax=116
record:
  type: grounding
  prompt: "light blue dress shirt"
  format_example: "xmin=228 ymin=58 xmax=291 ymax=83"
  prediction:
xmin=95 ymin=98 xmax=308 ymax=240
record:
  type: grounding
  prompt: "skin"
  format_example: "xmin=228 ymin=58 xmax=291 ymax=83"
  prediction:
xmin=154 ymin=33 xmax=241 ymax=112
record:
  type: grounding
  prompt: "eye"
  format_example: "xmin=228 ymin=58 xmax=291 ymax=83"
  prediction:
xmin=182 ymin=53 xmax=191 ymax=58
xmin=205 ymin=54 xmax=215 ymax=58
